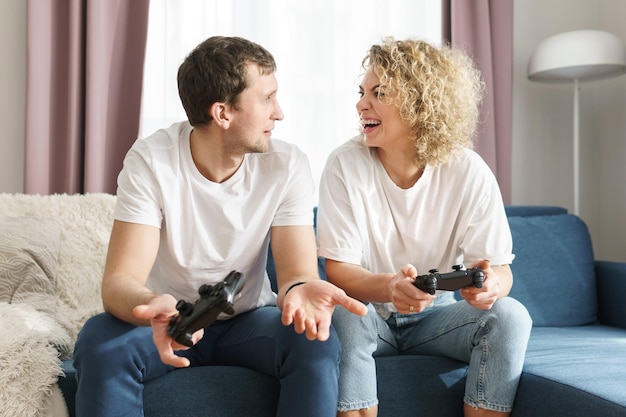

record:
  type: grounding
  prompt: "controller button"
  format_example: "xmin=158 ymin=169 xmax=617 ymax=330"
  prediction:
xmin=198 ymin=284 xmax=210 ymax=296
xmin=176 ymin=300 xmax=193 ymax=316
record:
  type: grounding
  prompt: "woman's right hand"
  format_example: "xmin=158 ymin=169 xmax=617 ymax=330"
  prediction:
xmin=390 ymin=264 xmax=435 ymax=314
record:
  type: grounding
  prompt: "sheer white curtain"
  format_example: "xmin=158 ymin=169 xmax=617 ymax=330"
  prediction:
xmin=140 ymin=0 xmax=441 ymax=201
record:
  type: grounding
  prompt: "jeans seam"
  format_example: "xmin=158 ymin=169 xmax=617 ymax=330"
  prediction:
xmin=477 ymin=320 xmax=488 ymax=404
xmin=467 ymin=319 xmax=514 ymax=413
xmin=400 ymin=316 xmax=481 ymax=351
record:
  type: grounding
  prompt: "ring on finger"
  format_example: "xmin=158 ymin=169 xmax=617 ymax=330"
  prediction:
xmin=409 ymin=305 xmax=414 ymax=313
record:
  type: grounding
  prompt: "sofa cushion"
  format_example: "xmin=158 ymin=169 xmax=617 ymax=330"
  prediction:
xmin=513 ymin=326 xmax=626 ymax=416
xmin=507 ymin=214 xmax=597 ymax=326
xmin=141 ymin=354 xmax=470 ymax=417
xmin=143 ymin=366 xmax=279 ymax=416
xmin=0 ymin=216 xmax=60 ymax=307
xmin=376 ymin=355 xmax=466 ymax=417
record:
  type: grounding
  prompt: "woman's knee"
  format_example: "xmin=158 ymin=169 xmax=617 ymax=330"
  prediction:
xmin=496 ymin=297 xmax=532 ymax=325
xmin=333 ymin=304 xmax=377 ymax=337
xmin=332 ymin=304 xmax=379 ymax=359
xmin=488 ymin=297 xmax=532 ymax=343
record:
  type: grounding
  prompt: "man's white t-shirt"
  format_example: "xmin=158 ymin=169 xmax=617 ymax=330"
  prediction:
xmin=114 ymin=121 xmax=315 ymax=315
xmin=317 ymin=136 xmax=514 ymax=317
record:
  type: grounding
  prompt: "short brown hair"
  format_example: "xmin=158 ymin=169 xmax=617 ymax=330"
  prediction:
xmin=177 ymin=36 xmax=277 ymax=126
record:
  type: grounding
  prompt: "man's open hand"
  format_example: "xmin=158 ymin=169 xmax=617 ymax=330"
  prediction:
xmin=281 ymin=280 xmax=368 ymax=341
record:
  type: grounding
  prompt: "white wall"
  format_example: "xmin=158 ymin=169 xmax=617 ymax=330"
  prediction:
xmin=0 ymin=0 xmax=26 ymax=193
xmin=2 ymin=1 xmax=625 ymax=261
xmin=513 ymin=0 xmax=626 ymax=261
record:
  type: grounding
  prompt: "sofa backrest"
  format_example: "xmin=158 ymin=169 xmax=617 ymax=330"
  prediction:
xmin=299 ymin=205 xmax=598 ymax=327
xmin=266 ymin=206 xmax=599 ymax=327
xmin=505 ymin=205 xmax=568 ymax=217
xmin=506 ymin=209 xmax=598 ymax=326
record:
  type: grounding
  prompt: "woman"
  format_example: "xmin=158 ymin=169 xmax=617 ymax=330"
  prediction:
xmin=317 ymin=38 xmax=532 ymax=417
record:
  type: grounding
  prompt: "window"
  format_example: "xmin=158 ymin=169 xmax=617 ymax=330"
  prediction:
xmin=140 ymin=0 xmax=441 ymax=201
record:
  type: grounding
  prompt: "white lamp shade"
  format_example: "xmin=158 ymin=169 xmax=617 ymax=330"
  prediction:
xmin=528 ymin=30 xmax=626 ymax=83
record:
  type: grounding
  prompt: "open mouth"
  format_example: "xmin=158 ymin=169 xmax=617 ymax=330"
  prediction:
xmin=362 ymin=119 xmax=381 ymax=132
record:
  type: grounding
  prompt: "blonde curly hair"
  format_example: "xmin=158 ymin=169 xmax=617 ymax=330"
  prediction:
xmin=363 ymin=37 xmax=485 ymax=167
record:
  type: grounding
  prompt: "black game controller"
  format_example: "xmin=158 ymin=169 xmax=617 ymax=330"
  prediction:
xmin=168 ymin=270 xmax=243 ymax=347
xmin=413 ymin=265 xmax=484 ymax=295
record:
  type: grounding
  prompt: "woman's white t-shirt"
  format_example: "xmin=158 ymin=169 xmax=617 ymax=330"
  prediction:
xmin=114 ymin=121 xmax=315 ymax=315
xmin=317 ymin=136 xmax=514 ymax=317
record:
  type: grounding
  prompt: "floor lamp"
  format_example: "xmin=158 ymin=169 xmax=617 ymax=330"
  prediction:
xmin=527 ymin=29 xmax=626 ymax=215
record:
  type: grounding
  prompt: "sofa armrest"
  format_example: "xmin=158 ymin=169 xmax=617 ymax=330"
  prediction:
xmin=596 ymin=260 xmax=626 ymax=329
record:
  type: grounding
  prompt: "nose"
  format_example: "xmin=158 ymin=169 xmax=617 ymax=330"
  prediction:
xmin=273 ymin=101 xmax=284 ymax=121
xmin=356 ymin=95 xmax=369 ymax=114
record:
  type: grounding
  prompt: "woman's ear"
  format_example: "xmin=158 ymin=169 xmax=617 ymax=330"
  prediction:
xmin=210 ymin=102 xmax=231 ymax=129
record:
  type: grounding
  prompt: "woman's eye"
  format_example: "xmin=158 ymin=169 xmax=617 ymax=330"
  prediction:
xmin=358 ymin=90 xmax=364 ymax=98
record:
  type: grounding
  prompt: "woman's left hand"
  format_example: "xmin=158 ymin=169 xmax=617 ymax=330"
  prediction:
xmin=459 ymin=259 xmax=500 ymax=310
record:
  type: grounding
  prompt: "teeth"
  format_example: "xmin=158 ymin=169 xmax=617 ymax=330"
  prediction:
xmin=362 ymin=119 xmax=381 ymax=126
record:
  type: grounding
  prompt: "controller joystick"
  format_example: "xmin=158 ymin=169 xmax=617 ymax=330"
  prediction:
xmin=175 ymin=300 xmax=193 ymax=316
xmin=167 ymin=270 xmax=242 ymax=347
xmin=413 ymin=265 xmax=484 ymax=295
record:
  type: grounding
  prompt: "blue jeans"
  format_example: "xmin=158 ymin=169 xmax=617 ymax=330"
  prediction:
xmin=73 ymin=306 xmax=341 ymax=417
xmin=333 ymin=297 xmax=532 ymax=413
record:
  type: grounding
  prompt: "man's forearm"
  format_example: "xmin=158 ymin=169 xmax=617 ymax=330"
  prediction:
xmin=102 ymin=274 xmax=157 ymax=326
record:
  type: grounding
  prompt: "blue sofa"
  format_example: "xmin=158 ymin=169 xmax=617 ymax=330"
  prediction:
xmin=58 ymin=206 xmax=626 ymax=417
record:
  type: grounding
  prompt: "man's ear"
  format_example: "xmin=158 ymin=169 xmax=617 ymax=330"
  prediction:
xmin=210 ymin=102 xmax=231 ymax=129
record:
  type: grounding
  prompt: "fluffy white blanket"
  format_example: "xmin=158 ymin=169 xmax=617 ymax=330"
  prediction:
xmin=0 ymin=302 xmax=70 ymax=417
xmin=0 ymin=193 xmax=116 ymax=417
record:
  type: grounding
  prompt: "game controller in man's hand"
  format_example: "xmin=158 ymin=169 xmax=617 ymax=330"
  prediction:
xmin=167 ymin=270 xmax=243 ymax=347
xmin=413 ymin=265 xmax=484 ymax=295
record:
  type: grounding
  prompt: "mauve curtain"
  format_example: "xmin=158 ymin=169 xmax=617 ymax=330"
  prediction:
xmin=25 ymin=0 xmax=150 ymax=195
xmin=442 ymin=0 xmax=513 ymax=204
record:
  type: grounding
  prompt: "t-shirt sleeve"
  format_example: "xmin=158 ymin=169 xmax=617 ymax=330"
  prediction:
xmin=114 ymin=142 xmax=164 ymax=228
xmin=459 ymin=159 xmax=514 ymax=267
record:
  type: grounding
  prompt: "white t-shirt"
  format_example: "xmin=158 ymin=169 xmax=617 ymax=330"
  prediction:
xmin=317 ymin=136 xmax=513 ymax=317
xmin=114 ymin=121 xmax=315 ymax=315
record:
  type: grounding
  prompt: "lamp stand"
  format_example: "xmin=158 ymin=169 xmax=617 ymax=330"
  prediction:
xmin=573 ymin=78 xmax=580 ymax=216
xmin=528 ymin=30 xmax=626 ymax=217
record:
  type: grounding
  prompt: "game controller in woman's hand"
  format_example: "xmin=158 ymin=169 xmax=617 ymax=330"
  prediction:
xmin=413 ymin=265 xmax=484 ymax=295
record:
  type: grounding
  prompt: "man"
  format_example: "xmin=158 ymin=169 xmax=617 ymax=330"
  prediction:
xmin=73 ymin=36 xmax=367 ymax=417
